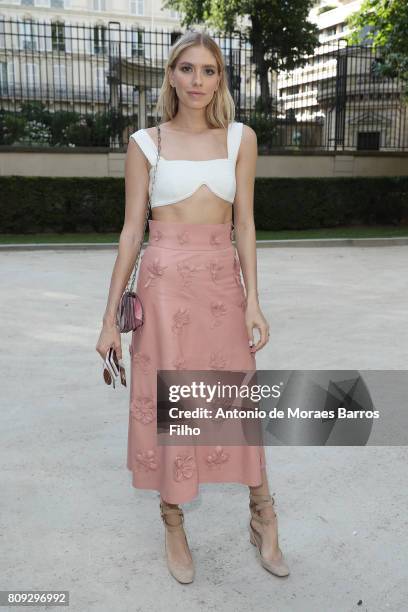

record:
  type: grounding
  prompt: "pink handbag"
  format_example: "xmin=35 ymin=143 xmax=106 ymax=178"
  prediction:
xmin=116 ymin=123 xmax=162 ymax=333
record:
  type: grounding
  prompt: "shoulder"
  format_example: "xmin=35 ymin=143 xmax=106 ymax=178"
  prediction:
xmin=230 ymin=121 xmax=256 ymax=144
xmin=128 ymin=127 xmax=155 ymax=151
xmin=240 ymin=122 xmax=257 ymax=144
xmin=233 ymin=122 xmax=257 ymax=161
xmin=129 ymin=126 xmax=157 ymax=139
xmin=127 ymin=128 xmax=157 ymax=166
xmin=128 ymin=128 xmax=144 ymax=143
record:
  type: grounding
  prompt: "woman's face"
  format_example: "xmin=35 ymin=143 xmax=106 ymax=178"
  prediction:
xmin=169 ymin=45 xmax=220 ymax=109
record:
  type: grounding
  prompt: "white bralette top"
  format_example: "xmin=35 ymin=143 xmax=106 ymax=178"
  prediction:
xmin=129 ymin=121 xmax=243 ymax=208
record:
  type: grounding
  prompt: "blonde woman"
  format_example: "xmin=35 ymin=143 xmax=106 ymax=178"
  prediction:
xmin=96 ymin=30 xmax=289 ymax=583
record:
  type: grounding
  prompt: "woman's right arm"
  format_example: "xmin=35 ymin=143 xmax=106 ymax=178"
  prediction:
xmin=95 ymin=137 xmax=150 ymax=361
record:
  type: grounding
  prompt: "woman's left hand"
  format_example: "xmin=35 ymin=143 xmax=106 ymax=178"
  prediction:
xmin=244 ymin=299 xmax=270 ymax=353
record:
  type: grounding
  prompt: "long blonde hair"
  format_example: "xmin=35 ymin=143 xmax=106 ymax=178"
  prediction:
xmin=155 ymin=30 xmax=235 ymax=128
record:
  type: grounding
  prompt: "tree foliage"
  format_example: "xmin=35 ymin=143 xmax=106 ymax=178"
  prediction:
xmin=164 ymin=0 xmax=319 ymax=71
xmin=163 ymin=0 xmax=320 ymax=111
xmin=345 ymin=0 xmax=408 ymax=85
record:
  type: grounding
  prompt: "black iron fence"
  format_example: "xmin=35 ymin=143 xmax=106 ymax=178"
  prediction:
xmin=0 ymin=17 xmax=407 ymax=151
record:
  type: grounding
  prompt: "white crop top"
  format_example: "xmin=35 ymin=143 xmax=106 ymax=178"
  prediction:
xmin=129 ymin=121 xmax=243 ymax=208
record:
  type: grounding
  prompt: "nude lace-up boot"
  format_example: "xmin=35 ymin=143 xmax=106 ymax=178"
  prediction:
xmin=160 ymin=500 xmax=195 ymax=584
xmin=249 ymin=493 xmax=290 ymax=577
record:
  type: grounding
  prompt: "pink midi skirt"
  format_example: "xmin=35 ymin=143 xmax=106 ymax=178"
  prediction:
xmin=127 ymin=219 xmax=266 ymax=504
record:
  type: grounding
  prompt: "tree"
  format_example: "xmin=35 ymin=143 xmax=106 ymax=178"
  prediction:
xmin=345 ymin=0 xmax=408 ymax=90
xmin=163 ymin=0 xmax=319 ymax=112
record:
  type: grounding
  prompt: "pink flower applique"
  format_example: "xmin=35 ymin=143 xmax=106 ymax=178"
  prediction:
xmin=210 ymin=301 xmax=227 ymax=328
xmin=172 ymin=356 xmax=187 ymax=370
xmin=207 ymin=259 xmax=224 ymax=283
xmin=171 ymin=307 xmax=190 ymax=335
xmin=132 ymin=351 xmax=152 ymax=373
xmin=173 ymin=454 xmax=195 ymax=482
xmin=209 ymin=349 xmax=228 ymax=370
xmin=205 ymin=446 xmax=230 ymax=469
xmin=144 ymin=257 xmax=168 ymax=287
xmin=209 ymin=232 xmax=221 ymax=246
xmin=130 ymin=396 xmax=155 ymax=424
xmin=177 ymin=230 xmax=190 ymax=245
xmin=134 ymin=449 xmax=159 ymax=472
xmin=151 ymin=229 xmax=163 ymax=242
xmin=176 ymin=260 xmax=204 ymax=288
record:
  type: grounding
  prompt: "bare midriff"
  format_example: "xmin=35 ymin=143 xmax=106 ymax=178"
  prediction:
xmin=151 ymin=186 xmax=233 ymax=225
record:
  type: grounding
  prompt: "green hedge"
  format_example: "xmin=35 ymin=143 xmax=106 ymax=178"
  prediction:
xmin=0 ymin=175 xmax=407 ymax=233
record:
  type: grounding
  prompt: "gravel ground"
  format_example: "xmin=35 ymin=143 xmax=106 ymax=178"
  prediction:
xmin=1 ymin=245 xmax=407 ymax=612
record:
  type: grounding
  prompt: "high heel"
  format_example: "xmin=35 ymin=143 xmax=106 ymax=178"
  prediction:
xmin=160 ymin=500 xmax=195 ymax=584
xmin=249 ymin=492 xmax=290 ymax=577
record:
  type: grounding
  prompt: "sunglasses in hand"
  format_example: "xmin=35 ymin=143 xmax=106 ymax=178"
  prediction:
xmin=103 ymin=347 xmax=126 ymax=388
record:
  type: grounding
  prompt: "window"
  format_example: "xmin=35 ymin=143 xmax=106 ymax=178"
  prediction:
xmin=0 ymin=61 xmax=9 ymax=94
xmin=51 ymin=21 xmax=65 ymax=51
xmin=130 ymin=0 xmax=144 ymax=16
xmin=19 ymin=21 xmax=38 ymax=51
xmin=94 ymin=25 xmax=107 ymax=54
xmin=129 ymin=28 xmax=152 ymax=59
xmin=0 ymin=19 xmax=4 ymax=49
xmin=64 ymin=22 xmax=72 ymax=53
xmin=93 ymin=0 xmax=106 ymax=11
xmin=357 ymin=131 xmax=380 ymax=150
xmin=144 ymin=29 xmax=150 ymax=59
xmin=94 ymin=65 xmax=105 ymax=91
xmin=37 ymin=20 xmax=52 ymax=52
xmin=22 ymin=62 xmax=40 ymax=89
xmin=53 ymin=62 xmax=66 ymax=89
xmin=131 ymin=29 xmax=143 ymax=58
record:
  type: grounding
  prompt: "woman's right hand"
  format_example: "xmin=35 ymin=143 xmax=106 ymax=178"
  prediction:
xmin=95 ymin=317 xmax=122 ymax=362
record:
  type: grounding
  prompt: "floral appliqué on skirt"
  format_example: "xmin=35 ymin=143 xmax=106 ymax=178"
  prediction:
xmin=127 ymin=219 xmax=266 ymax=504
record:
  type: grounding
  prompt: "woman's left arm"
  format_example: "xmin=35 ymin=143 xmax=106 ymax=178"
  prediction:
xmin=233 ymin=124 xmax=270 ymax=353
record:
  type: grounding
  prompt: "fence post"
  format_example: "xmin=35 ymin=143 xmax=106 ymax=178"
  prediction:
xmin=334 ymin=40 xmax=348 ymax=152
xmin=108 ymin=21 xmax=122 ymax=148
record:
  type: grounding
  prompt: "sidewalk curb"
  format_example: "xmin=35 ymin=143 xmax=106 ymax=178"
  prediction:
xmin=1 ymin=236 xmax=408 ymax=252
xmin=255 ymin=236 xmax=408 ymax=248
